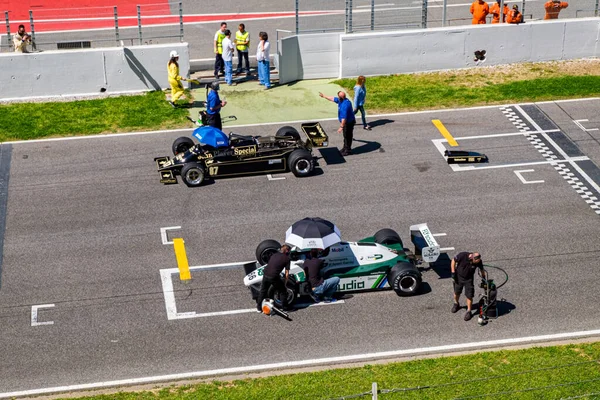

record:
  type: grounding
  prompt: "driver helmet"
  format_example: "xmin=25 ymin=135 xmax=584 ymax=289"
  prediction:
xmin=210 ymin=80 xmax=220 ymax=91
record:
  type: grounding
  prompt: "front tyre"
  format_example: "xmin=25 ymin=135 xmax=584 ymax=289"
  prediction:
xmin=255 ymin=239 xmax=282 ymax=265
xmin=289 ymin=149 xmax=314 ymax=177
xmin=172 ymin=137 xmax=194 ymax=155
xmin=268 ymin=279 xmax=298 ymax=307
xmin=388 ymin=262 xmax=422 ymax=297
xmin=180 ymin=163 xmax=205 ymax=187
xmin=276 ymin=126 xmax=301 ymax=141
xmin=374 ymin=228 xmax=401 ymax=245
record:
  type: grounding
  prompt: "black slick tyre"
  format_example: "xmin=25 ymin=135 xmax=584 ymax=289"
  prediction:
xmin=180 ymin=163 xmax=205 ymax=187
xmin=288 ymin=149 xmax=314 ymax=177
xmin=276 ymin=126 xmax=301 ymax=141
xmin=172 ymin=137 xmax=194 ymax=155
xmin=374 ymin=228 xmax=402 ymax=245
xmin=255 ymin=239 xmax=282 ymax=265
xmin=387 ymin=261 xmax=422 ymax=297
xmin=268 ymin=279 xmax=298 ymax=307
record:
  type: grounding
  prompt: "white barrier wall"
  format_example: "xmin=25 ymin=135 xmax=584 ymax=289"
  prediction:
xmin=0 ymin=43 xmax=189 ymax=101
xmin=277 ymin=18 xmax=599 ymax=84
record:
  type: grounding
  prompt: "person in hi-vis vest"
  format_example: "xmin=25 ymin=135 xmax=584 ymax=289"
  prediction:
xmin=213 ymin=22 xmax=227 ymax=79
xmin=235 ymin=23 xmax=250 ymax=75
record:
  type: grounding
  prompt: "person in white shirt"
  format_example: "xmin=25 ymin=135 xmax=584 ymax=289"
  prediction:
xmin=221 ymin=29 xmax=235 ymax=86
xmin=13 ymin=24 xmax=31 ymax=53
xmin=256 ymin=31 xmax=271 ymax=89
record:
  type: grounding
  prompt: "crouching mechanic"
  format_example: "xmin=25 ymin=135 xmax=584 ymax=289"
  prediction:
xmin=256 ymin=244 xmax=291 ymax=312
xmin=305 ymin=249 xmax=340 ymax=303
xmin=451 ymin=252 xmax=486 ymax=321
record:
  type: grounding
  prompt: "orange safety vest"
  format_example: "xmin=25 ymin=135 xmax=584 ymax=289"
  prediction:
xmin=544 ymin=0 xmax=568 ymax=19
xmin=470 ymin=1 xmax=490 ymax=24
xmin=490 ymin=3 xmax=509 ymax=23
xmin=506 ymin=10 xmax=523 ymax=23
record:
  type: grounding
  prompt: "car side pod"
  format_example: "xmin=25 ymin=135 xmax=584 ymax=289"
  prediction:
xmin=409 ymin=223 xmax=440 ymax=263
xmin=301 ymin=122 xmax=329 ymax=148
xmin=444 ymin=150 xmax=488 ymax=164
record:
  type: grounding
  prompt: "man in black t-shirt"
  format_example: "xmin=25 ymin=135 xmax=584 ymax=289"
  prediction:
xmin=256 ymin=244 xmax=291 ymax=312
xmin=304 ymin=249 xmax=340 ymax=303
xmin=451 ymin=251 xmax=486 ymax=321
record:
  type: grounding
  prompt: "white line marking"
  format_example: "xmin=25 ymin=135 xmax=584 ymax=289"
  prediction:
xmin=267 ymin=174 xmax=286 ymax=181
xmin=514 ymin=169 xmax=545 ymax=184
xmin=5 ymin=327 xmax=600 ymax=399
xmin=432 ymin=233 xmax=447 ymax=237
xmin=160 ymin=226 xmax=181 ymax=245
xmin=574 ymin=119 xmax=599 ymax=132
xmin=454 ymin=130 xmax=558 ymax=140
xmin=439 ymin=247 xmax=455 ymax=252
xmin=515 ymin=105 xmax=600 ymax=194
xmin=31 ymin=304 xmax=55 ymax=326
xmin=357 ymin=3 xmax=395 ymax=7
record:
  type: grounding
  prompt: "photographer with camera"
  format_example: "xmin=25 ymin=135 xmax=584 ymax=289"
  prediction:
xmin=13 ymin=25 xmax=31 ymax=53
xmin=451 ymin=252 xmax=486 ymax=321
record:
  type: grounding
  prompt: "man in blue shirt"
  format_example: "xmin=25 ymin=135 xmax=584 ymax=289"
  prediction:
xmin=206 ymin=81 xmax=227 ymax=131
xmin=319 ymin=91 xmax=356 ymax=156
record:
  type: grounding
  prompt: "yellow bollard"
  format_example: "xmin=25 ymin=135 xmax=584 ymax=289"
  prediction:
xmin=173 ymin=238 xmax=191 ymax=281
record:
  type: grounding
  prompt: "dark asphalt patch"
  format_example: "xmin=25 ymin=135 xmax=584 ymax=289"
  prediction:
xmin=575 ymin=160 xmax=600 ymax=197
xmin=0 ymin=144 xmax=12 ymax=290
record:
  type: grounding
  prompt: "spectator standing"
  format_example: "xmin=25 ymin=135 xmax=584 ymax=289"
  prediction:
xmin=206 ymin=81 xmax=227 ymax=131
xmin=353 ymin=75 xmax=371 ymax=131
xmin=235 ymin=23 xmax=250 ymax=75
xmin=507 ymin=4 xmax=523 ymax=23
xmin=470 ymin=0 xmax=490 ymax=24
xmin=256 ymin=32 xmax=271 ymax=89
xmin=544 ymin=0 xmax=568 ymax=19
xmin=451 ymin=252 xmax=486 ymax=321
xmin=319 ymin=91 xmax=356 ymax=156
xmin=13 ymin=24 xmax=31 ymax=53
xmin=256 ymin=245 xmax=292 ymax=312
xmin=221 ymin=29 xmax=235 ymax=86
xmin=490 ymin=0 xmax=509 ymax=23
xmin=213 ymin=22 xmax=227 ymax=80
xmin=167 ymin=50 xmax=188 ymax=107
xmin=304 ymin=249 xmax=340 ymax=303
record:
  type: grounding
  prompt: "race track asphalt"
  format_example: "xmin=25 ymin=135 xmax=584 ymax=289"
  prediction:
xmin=0 ymin=98 xmax=599 ymax=396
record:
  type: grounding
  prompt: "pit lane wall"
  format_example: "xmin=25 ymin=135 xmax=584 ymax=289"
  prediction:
xmin=277 ymin=18 xmax=600 ymax=84
xmin=0 ymin=43 xmax=189 ymax=101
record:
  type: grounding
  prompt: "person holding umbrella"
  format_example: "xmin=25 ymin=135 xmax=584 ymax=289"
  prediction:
xmin=256 ymin=244 xmax=292 ymax=313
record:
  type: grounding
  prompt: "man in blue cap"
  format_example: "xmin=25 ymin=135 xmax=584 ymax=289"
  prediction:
xmin=206 ymin=81 xmax=227 ymax=131
xmin=319 ymin=91 xmax=356 ymax=156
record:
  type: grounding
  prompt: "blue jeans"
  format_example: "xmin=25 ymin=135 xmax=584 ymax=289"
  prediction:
xmin=258 ymin=60 xmax=270 ymax=88
xmin=313 ymin=276 xmax=340 ymax=300
xmin=354 ymin=105 xmax=367 ymax=127
xmin=224 ymin=60 xmax=233 ymax=85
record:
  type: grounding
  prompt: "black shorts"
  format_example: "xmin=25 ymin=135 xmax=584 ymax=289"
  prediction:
xmin=454 ymin=278 xmax=475 ymax=299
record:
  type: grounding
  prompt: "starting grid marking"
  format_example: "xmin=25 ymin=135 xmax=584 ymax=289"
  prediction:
xmin=432 ymin=106 xmax=600 ymax=215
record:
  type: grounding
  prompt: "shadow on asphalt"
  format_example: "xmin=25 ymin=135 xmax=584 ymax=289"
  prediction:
xmin=352 ymin=139 xmax=381 ymax=155
xmin=318 ymin=147 xmax=346 ymax=165
xmin=369 ymin=118 xmax=394 ymax=128
xmin=428 ymin=253 xmax=452 ymax=279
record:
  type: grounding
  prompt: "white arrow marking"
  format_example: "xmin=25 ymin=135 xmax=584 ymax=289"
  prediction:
xmin=31 ymin=304 xmax=55 ymax=326
xmin=514 ymin=169 xmax=545 ymax=184
xmin=160 ymin=226 xmax=181 ymax=245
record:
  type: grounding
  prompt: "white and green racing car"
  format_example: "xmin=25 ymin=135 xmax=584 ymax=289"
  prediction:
xmin=243 ymin=223 xmax=440 ymax=306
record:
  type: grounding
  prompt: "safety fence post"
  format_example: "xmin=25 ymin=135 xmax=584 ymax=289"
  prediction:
xmin=370 ymin=0 xmax=375 ymax=30
xmin=372 ymin=382 xmax=378 ymax=400
xmin=442 ymin=0 xmax=448 ymax=26
xmin=345 ymin=0 xmax=349 ymax=33
xmin=178 ymin=2 xmax=184 ymax=42
xmin=500 ymin=0 xmax=505 ymax=21
xmin=137 ymin=5 xmax=142 ymax=45
xmin=295 ymin=0 xmax=299 ymax=34
xmin=4 ymin=11 xmax=10 ymax=47
xmin=28 ymin=10 xmax=36 ymax=51
xmin=522 ymin=0 xmax=526 ymax=20
xmin=421 ymin=0 xmax=428 ymax=28
xmin=595 ymin=0 xmax=599 ymax=16
xmin=113 ymin=6 xmax=120 ymax=44
xmin=348 ymin=0 xmax=353 ymax=33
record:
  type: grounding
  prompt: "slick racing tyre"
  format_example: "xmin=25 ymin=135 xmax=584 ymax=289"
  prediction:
xmin=387 ymin=261 xmax=422 ymax=297
xmin=255 ymin=239 xmax=282 ymax=265
xmin=180 ymin=163 xmax=205 ymax=187
xmin=374 ymin=228 xmax=402 ymax=245
xmin=172 ymin=137 xmax=194 ymax=155
xmin=289 ymin=149 xmax=314 ymax=177
xmin=276 ymin=126 xmax=301 ymax=141
xmin=268 ymin=279 xmax=298 ymax=308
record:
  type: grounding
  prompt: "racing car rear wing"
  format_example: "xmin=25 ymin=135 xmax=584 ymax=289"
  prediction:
xmin=409 ymin=223 xmax=440 ymax=263
xmin=301 ymin=122 xmax=329 ymax=148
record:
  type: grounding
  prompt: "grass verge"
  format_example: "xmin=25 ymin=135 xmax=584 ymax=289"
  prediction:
xmin=58 ymin=342 xmax=600 ymax=400
xmin=0 ymin=91 xmax=190 ymax=142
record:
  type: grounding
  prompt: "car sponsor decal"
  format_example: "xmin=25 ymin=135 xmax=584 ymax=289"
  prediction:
xmin=268 ymin=159 xmax=283 ymax=165
xmin=234 ymin=145 xmax=257 ymax=157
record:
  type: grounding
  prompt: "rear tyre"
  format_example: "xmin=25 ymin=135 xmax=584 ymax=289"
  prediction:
xmin=289 ymin=149 xmax=314 ymax=177
xmin=172 ymin=137 xmax=194 ymax=155
xmin=374 ymin=228 xmax=402 ymax=245
xmin=276 ymin=126 xmax=301 ymax=141
xmin=388 ymin=262 xmax=422 ymax=297
xmin=180 ymin=163 xmax=205 ymax=187
xmin=255 ymin=239 xmax=282 ymax=265
xmin=268 ymin=279 xmax=298 ymax=307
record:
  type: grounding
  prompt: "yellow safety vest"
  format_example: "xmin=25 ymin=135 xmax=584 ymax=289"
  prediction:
xmin=215 ymin=30 xmax=226 ymax=54
xmin=235 ymin=30 xmax=249 ymax=51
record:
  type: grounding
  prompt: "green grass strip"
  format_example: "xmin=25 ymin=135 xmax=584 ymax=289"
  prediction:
xmin=0 ymin=91 xmax=190 ymax=142
xmin=60 ymin=342 xmax=600 ymax=400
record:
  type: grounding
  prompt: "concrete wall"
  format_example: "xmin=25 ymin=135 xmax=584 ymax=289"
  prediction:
xmin=0 ymin=43 xmax=189 ymax=101
xmin=276 ymin=18 xmax=599 ymax=84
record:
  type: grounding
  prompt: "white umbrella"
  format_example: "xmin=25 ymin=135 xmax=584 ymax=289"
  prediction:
xmin=285 ymin=217 xmax=341 ymax=249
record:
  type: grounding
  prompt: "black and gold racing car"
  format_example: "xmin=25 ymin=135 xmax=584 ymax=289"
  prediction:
xmin=154 ymin=123 xmax=329 ymax=187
